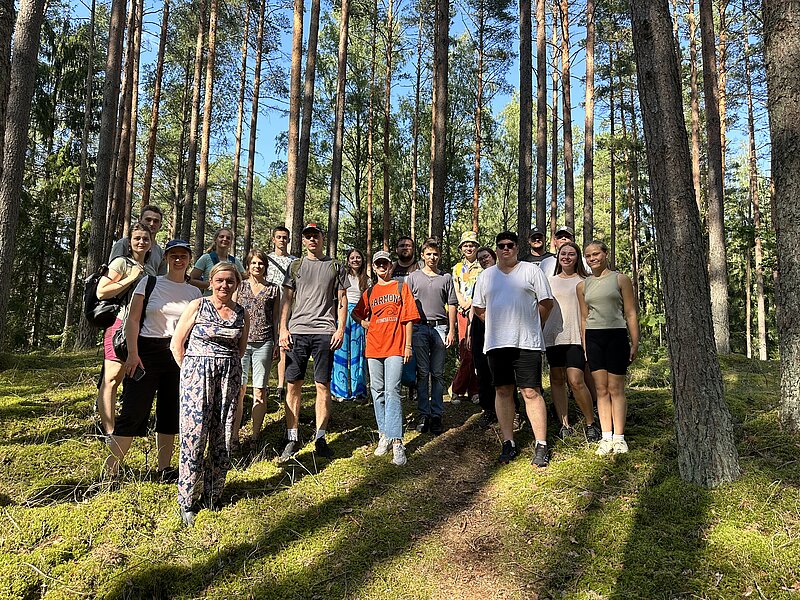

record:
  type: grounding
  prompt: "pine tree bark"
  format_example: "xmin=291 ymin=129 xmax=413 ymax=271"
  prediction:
xmin=0 ymin=0 xmax=47 ymax=346
xmin=172 ymin=51 xmax=192 ymax=238
xmin=244 ymin=0 xmax=265 ymax=258
xmin=181 ymin=0 xmax=206 ymax=243
xmin=284 ymin=0 xmax=303 ymax=250
xmin=80 ymin=0 xmax=125 ymax=347
xmin=0 ymin=0 xmax=14 ymax=167
xmin=743 ymin=9 xmax=766 ymax=361
xmin=141 ymin=0 xmax=169 ymax=209
xmin=123 ymin=0 xmax=144 ymax=236
xmin=327 ymin=0 xmax=349 ymax=256
xmin=717 ymin=0 xmax=729 ymax=182
xmin=609 ymin=44 xmax=616 ymax=267
xmin=559 ymin=0 xmax=574 ymax=230
xmin=195 ymin=0 xmax=219 ymax=258
xmin=382 ymin=0 xmax=394 ymax=251
xmin=688 ymin=0 xmax=702 ymax=214
xmin=472 ymin=1 xmax=484 ymax=234
xmin=629 ymin=0 xmax=740 ymax=486
xmin=63 ymin=0 xmax=96 ymax=349
xmin=230 ymin=6 xmax=248 ymax=256
xmin=582 ymin=0 xmax=594 ymax=247
xmin=762 ymin=0 xmax=800 ymax=433
xmin=410 ymin=11 xmax=422 ymax=242
xmin=699 ymin=0 xmax=731 ymax=354
xmin=366 ymin=5 xmax=376 ymax=261
xmin=549 ymin=1 xmax=559 ymax=246
xmin=535 ymin=0 xmax=547 ymax=230
xmin=518 ymin=0 xmax=533 ymax=244
xmin=429 ymin=0 xmax=449 ymax=242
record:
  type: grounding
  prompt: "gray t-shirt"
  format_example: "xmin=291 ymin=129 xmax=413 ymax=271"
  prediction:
xmin=110 ymin=237 xmax=166 ymax=275
xmin=406 ymin=269 xmax=457 ymax=322
xmin=284 ymin=256 xmax=349 ymax=335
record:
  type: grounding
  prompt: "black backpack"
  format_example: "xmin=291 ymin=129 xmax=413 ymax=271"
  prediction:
xmin=83 ymin=264 xmax=123 ymax=329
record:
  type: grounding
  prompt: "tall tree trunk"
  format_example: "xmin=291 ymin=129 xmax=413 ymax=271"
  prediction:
xmin=549 ymin=0 xmax=559 ymax=245
xmin=628 ymin=83 xmax=643 ymax=306
xmin=717 ymin=0 xmax=729 ymax=183
xmin=0 ymin=0 xmax=47 ymax=346
xmin=244 ymin=0 xmax=265 ymax=258
xmin=617 ymin=51 xmax=637 ymax=299
xmin=382 ymin=0 xmax=393 ymax=251
xmin=195 ymin=0 xmax=219 ymax=258
xmin=284 ymin=0 xmax=303 ymax=248
xmin=172 ymin=51 xmax=192 ymax=238
xmin=327 ymin=0 xmax=349 ymax=256
xmin=0 ymin=0 xmax=15 ymax=167
xmin=535 ymin=0 xmax=547 ymax=230
xmin=688 ymin=0 xmax=702 ymax=214
xmin=518 ymin=0 xmax=533 ymax=244
xmin=141 ymin=0 xmax=169 ymax=209
xmin=629 ymin=0 xmax=740 ymax=486
xmin=472 ymin=2 xmax=484 ymax=234
xmin=429 ymin=0 xmax=449 ymax=242
xmin=559 ymin=0 xmax=574 ymax=229
xmin=609 ymin=44 xmax=616 ymax=267
xmin=743 ymin=15 xmax=766 ymax=360
xmin=79 ymin=0 xmax=126 ymax=348
xmin=410 ymin=10 xmax=422 ymax=242
xmin=699 ymin=0 xmax=731 ymax=354
xmin=181 ymin=0 xmax=206 ymax=243
xmin=123 ymin=0 xmax=144 ymax=236
xmin=292 ymin=0 xmax=321 ymax=256
xmin=367 ymin=5 xmax=376 ymax=260
xmin=745 ymin=241 xmax=752 ymax=358
xmin=583 ymin=0 xmax=594 ymax=247
xmin=230 ymin=7 xmax=248 ymax=256
xmin=63 ymin=0 xmax=96 ymax=349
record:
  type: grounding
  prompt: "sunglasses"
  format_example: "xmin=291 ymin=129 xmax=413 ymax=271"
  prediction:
xmin=497 ymin=242 xmax=515 ymax=250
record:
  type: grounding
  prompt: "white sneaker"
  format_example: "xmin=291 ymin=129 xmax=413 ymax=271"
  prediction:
xmin=374 ymin=434 xmax=391 ymax=456
xmin=392 ymin=442 xmax=407 ymax=466
xmin=451 ymin=395 xmax=461 ymax=405
xmin=596 ymin=439 xmax=615 ymax=456
xmin=612 ymin=439 xmax=629 ymax=454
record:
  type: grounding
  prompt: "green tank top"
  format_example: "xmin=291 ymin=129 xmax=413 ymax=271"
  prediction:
xmin=584 ymin=271 xmax=626 ymax=329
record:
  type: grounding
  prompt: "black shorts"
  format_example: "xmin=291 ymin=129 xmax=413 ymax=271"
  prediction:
xmin=285 ymin=334 xmax=334 ymax=384
xmin=114 ymin=337 xmax=180 ymax=437
xmin=585 ymin=328 xmax=630 ymax=375
xmin=546 ymin=344 xmax=586 ymax=370
xmin=486 ymin=347 xmax=542 ymax=389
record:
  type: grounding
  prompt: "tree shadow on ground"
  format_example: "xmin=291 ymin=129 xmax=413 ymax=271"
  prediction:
xmin=101 ymin=416 xmax=499 ymax=599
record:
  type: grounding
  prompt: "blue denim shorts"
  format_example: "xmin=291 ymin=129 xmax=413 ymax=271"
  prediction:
xmin=241 ymin=340 xmax=274 ymax=388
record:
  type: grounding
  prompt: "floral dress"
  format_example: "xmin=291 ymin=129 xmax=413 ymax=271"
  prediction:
xmin=178 ymin=298 xmax=245 ymax=511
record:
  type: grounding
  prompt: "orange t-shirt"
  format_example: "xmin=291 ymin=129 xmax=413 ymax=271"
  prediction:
xmin=351 ymin=280 xmax=420 ymax=359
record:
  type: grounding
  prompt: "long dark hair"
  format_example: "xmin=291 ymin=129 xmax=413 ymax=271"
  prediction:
xmin=554 ymin=242 xmax=588 ymax=278
xmin=346 ymin=248 xmax=369 ymax=292
xmin=244 ymin=248 xmax=269 ymax=279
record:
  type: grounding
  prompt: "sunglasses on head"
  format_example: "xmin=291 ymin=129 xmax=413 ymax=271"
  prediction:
xmin=497 ymin=242 xmax=515 ymax=250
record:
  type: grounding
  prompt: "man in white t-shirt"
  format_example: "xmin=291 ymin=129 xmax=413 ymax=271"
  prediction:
xmin=472 ymin=231 xmax=554 ymax=468
xmin=265 ymin=226 xmax=297 ymax=401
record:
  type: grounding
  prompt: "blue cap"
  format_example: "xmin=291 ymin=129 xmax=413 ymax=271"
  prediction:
xmin=164 ymin=239 xmax=191 ymax=254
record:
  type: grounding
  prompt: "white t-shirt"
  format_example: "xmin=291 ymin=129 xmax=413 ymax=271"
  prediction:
xmin=133 ymin=276 xmax=202 ymax=338
xmin=539 ymin=255 xmax=557 ymax=277
xmin=543 ymin=274 xmax=583 ymax=347
xmin=472 ymin=262 xmax=553 ymax=352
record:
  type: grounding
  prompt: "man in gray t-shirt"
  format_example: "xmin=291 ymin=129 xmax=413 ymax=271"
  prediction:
xmin=406 ymin=239 xmax=457 ymax=436
xmin=278 ymin=222 xmax=348 ymax=462
xmin=109 ymin=205 xmax=167 ymax=275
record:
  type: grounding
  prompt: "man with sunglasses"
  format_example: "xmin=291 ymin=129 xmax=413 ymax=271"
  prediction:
xmin=522 ymin=226 xmax=556 ymax=276
xmin=278 ymin=223 xmax=348 ymax=462
xmin=472 ymin=231 xmax=554 ymax=468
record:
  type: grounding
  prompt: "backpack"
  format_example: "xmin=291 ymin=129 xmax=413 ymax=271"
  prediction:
xmin=209 ymin=251 xmax=236 ymax=266
xmin=83 ymin=258 xmax=136 ymax=329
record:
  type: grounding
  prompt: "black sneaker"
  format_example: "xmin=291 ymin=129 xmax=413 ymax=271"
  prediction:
xmin=531 ymin=442 xmax=550 ymax=468
xmin=278 ymin=439 xmax=299 ymax=463
xmin=415 ymin=415 xmax=430 ymax=433
xmin=314 ymin=436 xmax=333 ymax=458
xmin=498 ymin=440 xmax=519 ymax=464
xmin=585 ymin=422 xmax=602 ymax=443
xmin=478 ymin=412 xmax=498 ymax=429
xmin=430 ymin=416 xmax=443 ymax=435
xmin=558 ymin=425 xmax=576 ymax=440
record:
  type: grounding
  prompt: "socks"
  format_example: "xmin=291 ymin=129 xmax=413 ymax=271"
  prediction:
xmin=504 ymin=439 xmax=516 ymax=447
xmin=315 ymin=429 xmax=326 ymax=441
xmin=535 ymin=440 xmax=547 ymax=447
xmin=612 ymin=434 xmax=625 ymax=442
xmin=287 ymin=428 xmax=298 ymax=441
xmin=602 ymin=431 xmax=613 ymax=441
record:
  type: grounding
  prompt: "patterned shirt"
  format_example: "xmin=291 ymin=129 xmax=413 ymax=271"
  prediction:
xmin=237 ymin=279 xmax=279 ymax=343
xmin=452 ymin=259 xmax=483 ymax=304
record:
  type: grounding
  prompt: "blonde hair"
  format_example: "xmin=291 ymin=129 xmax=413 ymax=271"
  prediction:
xmin=205 ymin=227 xmax=234 ymax=254
xmin=208 ymin=261 xmax=242 ymax=286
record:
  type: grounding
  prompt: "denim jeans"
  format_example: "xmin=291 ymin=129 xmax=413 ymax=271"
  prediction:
xmin=412 ymin=323 xmax=447 ymax=417
xmin=368 ymin=355 xmax=404 ymax=440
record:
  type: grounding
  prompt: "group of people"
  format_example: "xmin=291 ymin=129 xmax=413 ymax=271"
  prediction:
xmin=94 ymin=203 xmax=639 ymax=527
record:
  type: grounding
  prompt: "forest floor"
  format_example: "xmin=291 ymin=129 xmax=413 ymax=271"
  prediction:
xmin=0 ymin=351 xmax=798 ymax=599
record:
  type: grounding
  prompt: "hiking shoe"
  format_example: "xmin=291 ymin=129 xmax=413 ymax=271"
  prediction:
xmin=278 ymin=439 xmax=299 ymax=463
xmin=531 ymin=442 xmax=550 ymax=468
xmin=314 ymin=436 xmax=333 ymax=458
xmin=595 ymin=439 xmax=614 ymax=456
xmin=585 ymin=422 xmax=602 ymax=443
xmin=158 ymin=466 xmax=179 ymax=484
xmin=612 ymin=439 xmax=629 ymax=454
xmin=415 ymin=415 xmax=430 ymax=433
xmin=470 ymin=394 xmax=480 ymax=404
xmin=558 ymin=425 xmax=576 ymax=440
xmin=374 ymin=434 xmax=391 ymax=456
xmin=430 ymin=415 xmax=443 ymax=435
xmin=498 ymin=440 xmax=519 ymax=464
xmin=391 ymin=442 xmax=407 ymax=466
xmin=513 ymin=412 xmax=524 ymax=432
xmin=478 ymin=412 xmax=498 ymax=429
xmin=407 ymin=386 xmax=417 ymax=404
xmin=450 ymin=395 xmax=461 ymax=405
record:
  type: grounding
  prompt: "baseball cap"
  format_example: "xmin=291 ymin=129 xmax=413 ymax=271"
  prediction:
xmin=302 ymin=222 xmax=323 ymax=235
xmin=529 ymin=227 xmax=545 ymax=239
xmin=164 ymin=239 xmax=191 ymax=254
xmin=372 ymin=250 xmax=392 ymax=264
xmin=555 ymin=226 xmax=575 ymax=238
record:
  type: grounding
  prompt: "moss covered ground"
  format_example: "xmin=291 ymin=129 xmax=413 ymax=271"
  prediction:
xmin=0 ymin=351 xmax=798 ymax=599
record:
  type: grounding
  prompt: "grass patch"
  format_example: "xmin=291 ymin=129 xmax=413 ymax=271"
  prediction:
xmin=0 ymin=351 xmax=798 ymax=598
